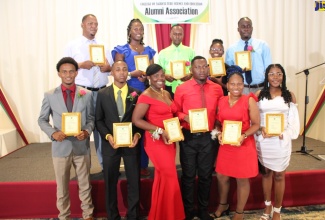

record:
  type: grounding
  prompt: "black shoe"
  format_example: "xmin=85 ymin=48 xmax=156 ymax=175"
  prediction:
xmin=198 ymin=211 xmax=214 ymax=220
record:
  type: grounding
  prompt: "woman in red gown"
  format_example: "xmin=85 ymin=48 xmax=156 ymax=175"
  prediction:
xmin=132 ymin=64 xmax=185 ymax=220
xmin=212 ymin=65 xmax=260 ymax=220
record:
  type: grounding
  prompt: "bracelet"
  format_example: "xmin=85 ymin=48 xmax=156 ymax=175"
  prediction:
xmin=105 ymin=134 xmax=112 ymax=140
xmin=135 ymin=132 xmax=141 ymax=139
xmin=150 ymin=127 xmax=163 ymax=140
xmin=210 ymin=128 xmax=221 ymax=140
xmin=243 ymin=133 xmax=248 ymax=139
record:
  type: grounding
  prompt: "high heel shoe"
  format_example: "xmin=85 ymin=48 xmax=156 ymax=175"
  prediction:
xmin=272 ymin=206 xmax=282 ymax=220
xmin=260 ymin=200 xmax=273 ymax=220
xmin=232 ymin=210 xmax=244 ymax=220
xmin=211 ymin=203 xmax=230 ymax=218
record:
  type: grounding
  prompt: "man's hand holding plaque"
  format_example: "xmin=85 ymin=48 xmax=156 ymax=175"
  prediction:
xmin=170 ymin=60 xmax=186 ymax=80
xmin=235 ymin=51 xmax=252 ymax=71
xmin=62 ymin=112 xmax=81 ymax=136
xmin=188 ymin=108 xmax=209 ymax=133
xmin=113 ymin=122 xmax=133 ymax=147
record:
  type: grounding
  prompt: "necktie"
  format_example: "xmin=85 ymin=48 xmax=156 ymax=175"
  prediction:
xmin=200 ymin=85 xmax=206 ymax=107
xmin=66 ymin=89 xmax=73 ymax=112
xmin=117 ymin=90 xmax=124 ymax=121
xmin=93 ymin=66 xmax=100 ymax=88
xmin=244 ymin=41 xmax=252 ymax=85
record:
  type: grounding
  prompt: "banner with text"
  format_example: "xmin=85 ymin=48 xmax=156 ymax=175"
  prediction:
xmin=134 ymin=0 xmax=210 ymax=24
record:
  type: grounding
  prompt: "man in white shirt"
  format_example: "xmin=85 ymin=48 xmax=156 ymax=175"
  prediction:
xmin=64 ymin=14 xmax=113 ymax=169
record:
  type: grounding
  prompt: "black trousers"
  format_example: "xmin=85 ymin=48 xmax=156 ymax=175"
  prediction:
xmin=103 ymin=153 xmax=140 ymax=220
xmin=179 ymin=129 xmax=218 ymax=217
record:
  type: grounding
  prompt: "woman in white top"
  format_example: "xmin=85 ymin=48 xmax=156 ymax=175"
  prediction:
xmin=255 ymin=64 xmax=300 ymax=220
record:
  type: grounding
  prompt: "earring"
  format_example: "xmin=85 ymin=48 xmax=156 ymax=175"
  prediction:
xmin=268 ymin=82 xmax=269 ymax=87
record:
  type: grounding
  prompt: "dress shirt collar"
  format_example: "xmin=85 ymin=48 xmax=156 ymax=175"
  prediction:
xmin=240 ymin=38 xmax=252 ymax=45
xmin=187 ymin=78 xmax=212 ymax=87
xmin=61 ymin=84 xmax=76 ymax=93
xmin=112 ymin=83 xmax=128 ymax=100
xmin=81 ymin=35 xmax=97 ymax=45
xmin=170 ymin=42 xmax=184 ymax=51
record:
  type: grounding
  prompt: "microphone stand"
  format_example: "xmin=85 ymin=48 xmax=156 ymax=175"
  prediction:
xmin=295 ymin=62 xmax=325 ymax=161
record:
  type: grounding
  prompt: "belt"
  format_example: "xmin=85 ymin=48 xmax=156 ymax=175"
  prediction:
xmin=244 ymin=83 xmax=264 ymax=88
xmin=78 ymin=85 xmax=106 ymax=91
xmin=182 ymin=129 xmax=209 ymax=139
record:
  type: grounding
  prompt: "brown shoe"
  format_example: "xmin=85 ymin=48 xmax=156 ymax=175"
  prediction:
xmin=84 ymin=217 xmax=93 ymax=220
xmin=140 ymin=168 xmax=150 ymax=176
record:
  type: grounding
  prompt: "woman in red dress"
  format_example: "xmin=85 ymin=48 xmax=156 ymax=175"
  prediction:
xmin=212 ymin=65 xmax=260 ymax=220
xmin=132 ymin=64 xmax=185 ymax=220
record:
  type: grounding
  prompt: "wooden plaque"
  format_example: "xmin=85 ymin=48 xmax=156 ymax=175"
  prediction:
xmin=113 ymin=122 xmax=132 ymax=147
xmin=62 ymin=112 xmax=81 ymax=136
xmin=235 ymin=51 xmax=252 ymax=71
xmin=222 ymin=120 xmax=242 ymax=145
xmin=188 ymin=108 xmax=209 ymax=133
xmin=163 ymin=117 xmax=184 ymax=143
xmin=89 ymin=45 xmax=105 ymax=65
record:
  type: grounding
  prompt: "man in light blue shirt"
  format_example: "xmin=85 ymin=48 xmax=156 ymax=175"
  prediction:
xmin=226 ymin=17 xmax=272 ymax=94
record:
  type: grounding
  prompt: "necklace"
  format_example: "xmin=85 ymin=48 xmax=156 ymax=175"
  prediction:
xmin=130 ymin=44 xmax=140 ymax=50
xmin=228 ymin=97 xmax=239 ymax=107
xmin=150 ymin=86 xmax=163 ymax=97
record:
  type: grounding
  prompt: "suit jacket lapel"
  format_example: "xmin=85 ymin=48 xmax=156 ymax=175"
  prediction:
xmin=55 ymin=86 xmax=68 ymax=112
xmin=73 ymin=87 xmax=80 ymax=112
xmin=124 ymin=87 xmax=133 ymax=116
xmin=108 ymin=86 xmax=120 ymax=121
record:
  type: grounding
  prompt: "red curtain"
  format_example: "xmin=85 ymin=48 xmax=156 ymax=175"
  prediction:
xmin=155 ymin=24 xmax=191 ymax=52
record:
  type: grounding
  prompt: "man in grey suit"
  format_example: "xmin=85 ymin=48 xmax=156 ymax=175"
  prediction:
xmin=96 ymin=60 xmax=141 ymax=220
xmin=38 ymin=57 xmax=94 ymax=220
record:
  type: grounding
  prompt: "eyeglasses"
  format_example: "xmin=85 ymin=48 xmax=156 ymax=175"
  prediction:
xmin=268 ymin=72 xmax=283 ymax=77
xmin=210 ymin=48 xmax=224 ymax=52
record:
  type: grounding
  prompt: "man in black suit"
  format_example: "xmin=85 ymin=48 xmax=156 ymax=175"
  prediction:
xmin=96 ymin=60 xmax=141 ymax=220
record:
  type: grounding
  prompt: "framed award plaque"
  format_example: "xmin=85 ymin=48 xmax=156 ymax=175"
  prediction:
xmin=163 ymin=117 xmax=184 ymax=143
xmin=62 ymin=112 xmax=81 ymax=136
xmin=208 ymin=58 xmax=226 ymax=77
xmin=222 ymin=120 xmax=242 ymax=145
xmin=134 ymin=55 xmax=149 ymax=72
xmin=188 ymin=108 xmax=209 ymax=133
xmin=170 ymin=60 xmax=186 ymax=79
xmin=89 ymin=45 xmax=105 ymax=65
xmin=113 ymin=122 xmax=132 ymax=147
xmin=235 ymin=51 xmax=252 ymax=71
xmin=265 ymin=113 xmax=284 ymax=135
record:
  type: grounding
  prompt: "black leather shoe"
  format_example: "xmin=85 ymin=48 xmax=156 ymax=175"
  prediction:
xmin=198 ymin=211 xmax=214 ymax=220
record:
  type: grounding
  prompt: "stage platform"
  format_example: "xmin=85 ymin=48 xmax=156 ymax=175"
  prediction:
xmin=0 ymin=136 xmax=324 ymax=219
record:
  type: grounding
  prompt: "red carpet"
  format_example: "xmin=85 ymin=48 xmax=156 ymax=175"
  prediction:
xmin=0 ymin=170 xmax=324 ymax=218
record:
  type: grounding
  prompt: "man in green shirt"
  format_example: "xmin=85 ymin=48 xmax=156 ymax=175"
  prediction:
xmin=158 ymin=25 xmax=195 ymax=97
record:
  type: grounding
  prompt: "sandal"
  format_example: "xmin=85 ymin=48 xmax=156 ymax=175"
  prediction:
xmin=232 ymin=210 xmax=244 ymax=220
xmin=260 ymin=200 xmax=272 ymax=220
xmin=272 ymin=206 xmax=282 ymax=220
xmin=211 ymin=203 xmax=230 ymax=218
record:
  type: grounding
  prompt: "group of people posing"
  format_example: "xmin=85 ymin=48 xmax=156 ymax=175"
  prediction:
xmin=38 ymin=14 xmax=300 ymax=220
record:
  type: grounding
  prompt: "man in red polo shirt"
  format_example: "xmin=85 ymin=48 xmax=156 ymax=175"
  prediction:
xmin=174 ymin=55 xmax=223 ymax=220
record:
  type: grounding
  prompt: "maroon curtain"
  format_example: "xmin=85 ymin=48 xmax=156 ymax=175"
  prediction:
xmin=0 ymin=88 xmax=29 ymax=146
xmin=155 ymin=24 xmax=191 ymax=52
